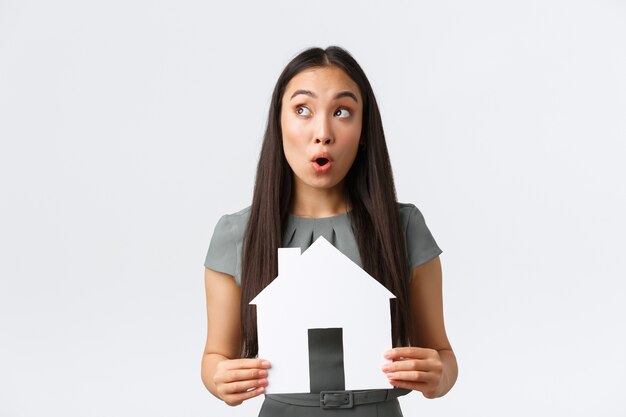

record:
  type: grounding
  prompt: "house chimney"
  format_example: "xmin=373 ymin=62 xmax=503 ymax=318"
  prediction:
xmin=278 ymin=247 xmax=301 ymax=277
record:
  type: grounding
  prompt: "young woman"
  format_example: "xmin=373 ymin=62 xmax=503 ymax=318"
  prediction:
xmin=201 ymin=46 xmax=458 ymax=416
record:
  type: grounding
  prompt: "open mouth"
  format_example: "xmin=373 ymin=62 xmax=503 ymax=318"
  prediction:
xmin=316 ymin=157 xmax=329 ymax=166
xmin=311 ymin=154 xmax=333 ymax=173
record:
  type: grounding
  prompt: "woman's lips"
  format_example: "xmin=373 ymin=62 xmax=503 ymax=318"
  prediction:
xmin=312 ymin=159 xmax=333 ymax=173
xmin=311 ymin=153 xmax=333 ymax=173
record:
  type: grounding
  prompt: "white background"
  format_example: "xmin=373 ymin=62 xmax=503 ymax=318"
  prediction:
xmin=1 ymin=0 xmax=625 ymax=416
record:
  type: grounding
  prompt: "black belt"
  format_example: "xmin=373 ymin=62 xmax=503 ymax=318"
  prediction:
xmin=265 ymin=388 xmax=411 ymax=409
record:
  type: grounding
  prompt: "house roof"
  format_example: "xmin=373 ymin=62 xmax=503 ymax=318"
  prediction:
xmin=250 ymin=236 xmax=396 ymax=306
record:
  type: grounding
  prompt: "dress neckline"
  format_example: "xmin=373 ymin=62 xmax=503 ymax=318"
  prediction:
xmin=287 ymin=211 xmax=351 ymax=221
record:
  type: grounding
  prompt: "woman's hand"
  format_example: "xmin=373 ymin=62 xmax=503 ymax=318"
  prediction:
xmin=382 ymin=347 xmax=444 ymax=399
xmin=213 ymin=358 xmax=271 ymax=406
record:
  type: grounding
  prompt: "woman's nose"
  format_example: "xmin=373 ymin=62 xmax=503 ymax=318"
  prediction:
xmin=313 ymin=116 xmax=334 ymax=145
xmin=314 ymin=137 xmax=333 ymax=145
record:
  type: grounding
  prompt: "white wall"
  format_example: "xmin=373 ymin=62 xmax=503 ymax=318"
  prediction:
xmin=1 ymin=0 xmax=624 ymax=416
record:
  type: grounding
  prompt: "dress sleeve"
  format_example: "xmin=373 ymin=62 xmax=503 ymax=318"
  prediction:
xmin=204 ymin=215 xmax=239 ymax=281
xmin=404 ymin=204 xmax=443 ymax=269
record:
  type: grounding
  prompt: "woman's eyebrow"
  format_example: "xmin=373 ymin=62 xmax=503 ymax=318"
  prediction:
xmin=290 ymin=89 xmax=359 ymax=103
xmin=334 ymin=91 xmax=359 ymax=103
xmin=290 ymin=89 xmax=316 ymax=100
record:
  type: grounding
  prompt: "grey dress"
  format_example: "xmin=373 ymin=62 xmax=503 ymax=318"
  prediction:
xmin=204 ymin=202 xmax=443 ymax=416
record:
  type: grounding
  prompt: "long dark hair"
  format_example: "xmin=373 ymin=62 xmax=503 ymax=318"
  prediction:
xmin=240 ymin=46 xmax=410 ymax=358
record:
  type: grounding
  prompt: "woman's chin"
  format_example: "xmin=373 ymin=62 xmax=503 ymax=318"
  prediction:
xmin=296 ymin=176 xmax=344 ymax=192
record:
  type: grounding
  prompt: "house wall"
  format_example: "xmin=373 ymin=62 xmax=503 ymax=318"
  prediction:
xmin=342 ymin=301 xmax=393 ymax=390
xmin=258 ymin=295 xmax=393 ymax=393
xmin=256 ymin=300 xmax=311 ymax=394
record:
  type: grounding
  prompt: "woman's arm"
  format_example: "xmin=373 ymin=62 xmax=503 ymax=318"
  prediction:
xmin=201 ymin=267 xmax=269 ymax=405
xmin=382 ymin=256 xmax=458 ymax=398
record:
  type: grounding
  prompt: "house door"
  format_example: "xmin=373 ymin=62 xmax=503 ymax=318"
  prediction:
xmin=307 ymin=328 xmax=345 ymax=393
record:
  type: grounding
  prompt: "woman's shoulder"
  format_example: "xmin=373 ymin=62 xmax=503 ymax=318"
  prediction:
xmin=397 ymin=201 xmax=423 ymax=222
xmin=212 ymin=206 xmax=251 ymax=246
xmin=397 ymin=201 xmax=418 ymax=212
xmin=215 ymin=206 xmax=251 ymax=230
xmin=204 ymin=206 xmax=250 ymax=284
xmin=396 ymin=201 xmax=435 ymax=231
xmin=396 ymin=201 xmax=443 ymax=268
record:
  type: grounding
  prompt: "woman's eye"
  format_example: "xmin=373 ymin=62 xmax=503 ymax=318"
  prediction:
xmin=296 ymin=106 xmax=311 ymax=116
xmin=334 ymin=108 xmax=351 ymax=118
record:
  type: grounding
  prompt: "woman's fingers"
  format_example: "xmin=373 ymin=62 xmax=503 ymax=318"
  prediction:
xmin=385 ymin=370 xmax=437 ymax=384
xmin=382 ymin=347 xmax=443 ymax=399
xmin=382 ymin=357 xmax=443 ymax=373
xmin=213 ymin=358 xmax=272 ymax=405
xmin=216 ymin=368 xmax=268 ymax=384
xmin=221 ymin=386 xmax=266 ymax=406
xmin=217 ymin=374 xmax=268 ymax=406
xmin=384 ymin=347 xmax=436 ymax=360
xmin=214 ymin=358 xmax=270 ymax=384
xmin=221 ymin=378 xmax=268 ymax=395
xmin=220 ymin=358 xmax=271 ymax=371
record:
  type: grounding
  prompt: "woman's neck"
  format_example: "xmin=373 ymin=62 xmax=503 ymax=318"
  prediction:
xmin=289 ymin=179 xmax=350 ymax=218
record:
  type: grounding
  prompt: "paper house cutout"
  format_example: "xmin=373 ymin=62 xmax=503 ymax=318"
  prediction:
xmin=250 ymin=236 xmax=395 ymax=394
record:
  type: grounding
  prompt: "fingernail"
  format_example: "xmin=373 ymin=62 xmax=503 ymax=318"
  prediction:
xmin=386 ymin=373 xmax=395 ymax=379
xmin=258 ymin=379 xmax=268 ymax=386
xmin=257 ymin=386 xmax=265 ymax=393
xmin=381 ymin=365 xmax=390 ymax=372
xmin=259 ymin=370 xmax=268 ymax=377
xmin=261 ymin=361 xmax=271 ymax=368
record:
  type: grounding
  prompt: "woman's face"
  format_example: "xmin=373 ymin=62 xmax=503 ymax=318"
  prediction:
xmin=280 ymin=66 xmax=363 ymax=194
